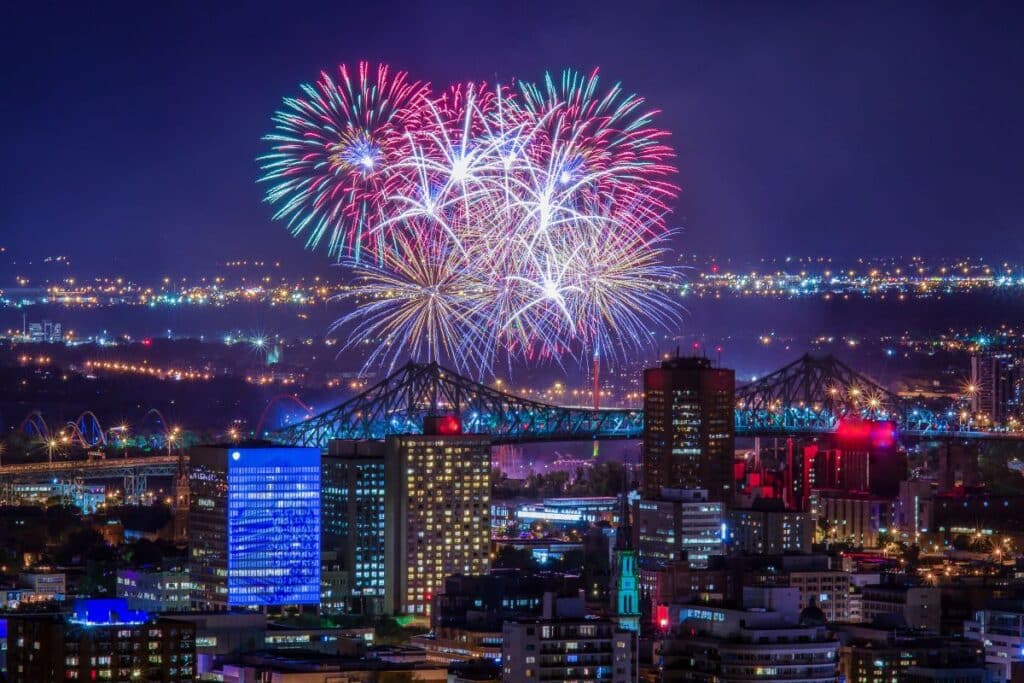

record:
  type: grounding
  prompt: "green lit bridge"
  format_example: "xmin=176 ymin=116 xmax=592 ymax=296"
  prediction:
xmin=273 ymin=361 xmax=644 ymax=447
xmin=272 ymin=356 xmax=1024 ymax=448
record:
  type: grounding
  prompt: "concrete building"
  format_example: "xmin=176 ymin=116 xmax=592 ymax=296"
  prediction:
xmin=116 ymin=569 xmax=190 ymax=612
xmin=642 ymin=355 xmax=735 ymax=500
xmin=420 ymin=571 xmax=583 ymax=665
xmin=658 ymin=595 xmax=839 ymax=682
xmin=897 ymin=479 xmax=937 ymax=544
xmin=787 ymin=570 xmax=853 ymax=622
xmin=817 ymin=491 xmax=893 ymax=548
xmin=16 ymin=571 xmax=65 ymax=604
xmin=970 ymin=353 xmax=1019 ymax=423
xmin=160 ymin=611 xmax=266 ymax=678
xmin=319 ymin=549 xmax=350 ymax=616
xmin=325 ymin=419 xmax=491 ymax=619
xmin=727 ymin=502 xmax=813 ymax=555
xmin=323 ymin=440 xmax=388 ymax=614
xmin=634 ymin=488 xmax=724 ymax=569
xmin=834 ymin=622 xmax=987 ymax=683
xmin=965 ymin=601 xmax=1024 ymax=683
xmin=5 ymin=598 xmax=195 ymax=683
xmin=501 ymin=595 xmax=634 ymax=683
xmin=861 ymin=583 xmax=941 ymax=632
xmin=639 ymin=560 xmax=742 ymax=617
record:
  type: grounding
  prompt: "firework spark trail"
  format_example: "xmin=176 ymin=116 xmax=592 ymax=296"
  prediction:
xmin=259 ymin=62 xmax=430 ymax=259
xmin=261 ymin=66 xmax=681 ymax=377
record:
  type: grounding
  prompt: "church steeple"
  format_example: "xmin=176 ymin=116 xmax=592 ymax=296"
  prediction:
xmin=611 ymin=460 xmax=640 ymax=631
xmin=615 ymin=470 xmax=633 ymax=551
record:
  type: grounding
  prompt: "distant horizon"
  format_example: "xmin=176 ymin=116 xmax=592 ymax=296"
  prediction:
xmin=1 ymin=248 xmax=1022 ymax=284
xmin=6 ymin=1 xmax=1024 ymax=280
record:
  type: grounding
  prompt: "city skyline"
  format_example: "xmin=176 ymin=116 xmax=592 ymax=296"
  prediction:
xmin=5 ymin=5 xmax=1024 ymax=682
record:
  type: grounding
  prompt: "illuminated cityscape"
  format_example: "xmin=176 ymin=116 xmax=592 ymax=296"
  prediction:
xmin=4 ymin=2 xmax=1024 ymax=683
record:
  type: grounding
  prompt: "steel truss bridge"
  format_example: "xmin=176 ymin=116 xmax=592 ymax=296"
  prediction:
xmin=0 ymin=455 xmax=181 ymax=502
xmin=2 ymin=354 xmax=1018 ymax=487
xmin=274 ymin=361 xmax=644 ymax=448
xmin=274 ymin=355 xmax=1024 ymax=448
xmin=736 ymin=353 xmax=1021 ymax=440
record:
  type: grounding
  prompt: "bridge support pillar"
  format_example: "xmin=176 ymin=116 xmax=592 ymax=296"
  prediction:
xmin=124 ymin=472 xmax=147 ymax=505
xmin=70 ymin=477 xmax=84 ymax=508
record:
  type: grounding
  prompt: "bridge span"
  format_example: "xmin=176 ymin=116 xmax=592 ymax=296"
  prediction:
xmin=0 ymin=455 xmax=181 ymax=502
xmin=273 ymin=355 xmax=1024 ymax=448
xmin=5 ymin=354 xmax=1022 ymax=488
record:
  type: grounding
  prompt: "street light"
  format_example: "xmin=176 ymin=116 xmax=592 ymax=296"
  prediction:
xmin=167 ymin=427 xmax=181 ymax=456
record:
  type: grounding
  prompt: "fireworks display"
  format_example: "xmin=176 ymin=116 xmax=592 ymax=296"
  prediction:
xmin=259 ymin=63 xmax=681 ymax=376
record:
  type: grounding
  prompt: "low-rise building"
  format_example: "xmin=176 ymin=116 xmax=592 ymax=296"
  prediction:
xmin=424 ymin=572 xmax=583 ymax=664
xmin=787 ymin=570 xmax=854 ymax=622
xmin=5 ymin=598 xmax=195 ymax=683
xmin=964 ymin=601 xmax=1024 ymax=683
xmin=160 ymin=611 xmax=266 ymax=677
xmin=501 ymin=595 xmax=634 ymax=683
xmin=817 ymin=491 xmax=894 ymax=548
xmin=116 ymin=569 xmax=191 ymax=612
xmin=834 ymin=622 xmax=986 ymax=683
xmin=727 ymin=502 xmax=813 ymax=555
xmin=16 ymin=571 xmax=65 ymax=604
xmin=861 ymin=583 xmax=941 ymax=632
xmin=657 ymin=596 xmax=839 ymax=682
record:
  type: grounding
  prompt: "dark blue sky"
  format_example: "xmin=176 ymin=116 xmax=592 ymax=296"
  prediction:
xmin=4 ymin=1 xmax=1024 ymax=277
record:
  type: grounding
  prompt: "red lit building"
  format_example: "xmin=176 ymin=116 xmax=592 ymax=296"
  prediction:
xmin=780 ymin=420 xmax=907 ymax=512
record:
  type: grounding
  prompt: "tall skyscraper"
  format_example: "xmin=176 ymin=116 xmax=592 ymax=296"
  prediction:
xmin=386 ymin=417 xmax=491 ymax=617
xmin=189 ymin=445 xmax=321 ymax=611
xmin=323 ymin=439 xmax=388 ymax=614
xmin=642 ymin=355 xmax=735 ymax=500
xmin=970 ymin=353 xmax=1019 ymax=423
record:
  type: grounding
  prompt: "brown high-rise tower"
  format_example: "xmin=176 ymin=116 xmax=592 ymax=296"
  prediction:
xmin=642 ymin=355 xmax=735 ymax=500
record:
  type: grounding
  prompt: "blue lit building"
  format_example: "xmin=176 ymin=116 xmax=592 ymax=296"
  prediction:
xmin=189 ymin=445 xmax=321 ymax=610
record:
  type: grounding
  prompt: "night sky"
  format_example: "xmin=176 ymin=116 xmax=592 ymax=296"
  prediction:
xmin=4 ymin=1 xmax=1024 ymax=278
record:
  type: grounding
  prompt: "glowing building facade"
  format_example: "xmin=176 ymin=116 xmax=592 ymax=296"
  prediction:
xmin=386 ymin=421 xmax=491 ymax=617
xmin=189 ymin=445 xmax=321 ymax=610
xmin=612 ymin=490 xmax=641 ymax=632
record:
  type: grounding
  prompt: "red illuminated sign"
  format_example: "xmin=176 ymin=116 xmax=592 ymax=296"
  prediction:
xmin=424 ymin=415 xmax=462 ymax=435
xmin=656 ymin=604 xmax=670 ymax=629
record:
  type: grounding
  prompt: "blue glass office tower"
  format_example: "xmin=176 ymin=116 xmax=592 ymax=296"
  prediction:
xmin=189 ymin=446 xmax=320 ymax=610
xmin=324 ymin=440 xmax=388 ymax=615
